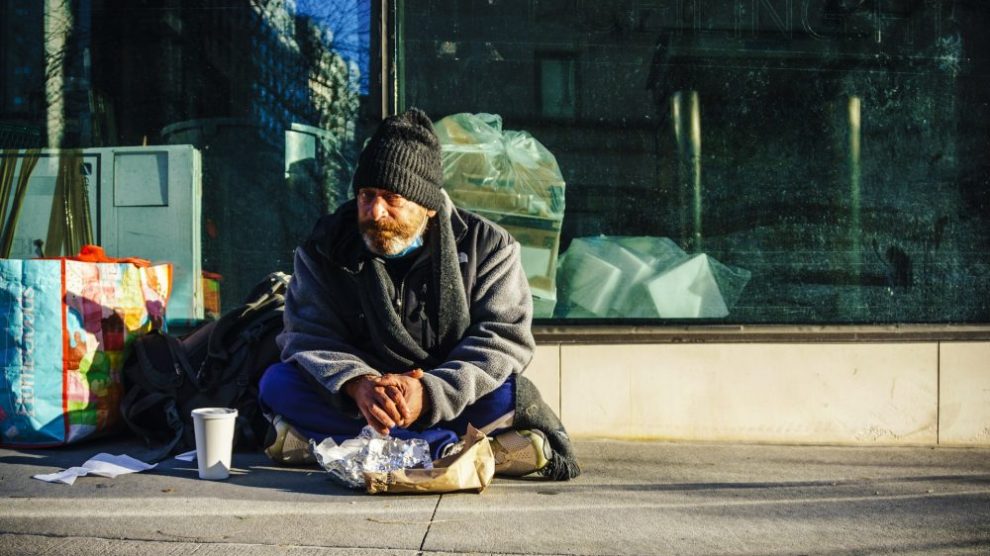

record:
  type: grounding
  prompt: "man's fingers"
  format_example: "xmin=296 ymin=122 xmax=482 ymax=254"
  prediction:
xmin=372 ymin=387 xmax=403 ymax=424
xmin=374 ymin=375 xmax=403 ymax=388
xmin=359 ymin=373 xmax=422 ymax=429
xmin=368 ymin=403 xmax=396 ymax=432
xmin=358 ymin=403 xmax=388 ymax=435
xmin=389 ymin=385 xmax=411 ymax=421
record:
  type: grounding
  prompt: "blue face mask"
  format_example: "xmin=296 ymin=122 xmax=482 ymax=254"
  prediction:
xmin=382 ymin=234 xmax=423 ymax=259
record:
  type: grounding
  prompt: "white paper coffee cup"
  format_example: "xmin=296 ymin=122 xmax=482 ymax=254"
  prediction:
xmin=191 ymin=407 xmax=238 ymax=480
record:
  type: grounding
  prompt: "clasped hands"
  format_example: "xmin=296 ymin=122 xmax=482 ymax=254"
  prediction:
xmin=344 ymin=369 xmax=428 ymax=435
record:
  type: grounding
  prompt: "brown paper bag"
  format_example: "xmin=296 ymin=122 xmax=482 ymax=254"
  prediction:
xmin=364 ymin=425 xmax=494 ymax=494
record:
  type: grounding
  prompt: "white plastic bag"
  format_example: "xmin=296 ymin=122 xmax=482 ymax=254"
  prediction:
xmin=435 ymin=113 xmax=565 ymax=219
xmin=555 ymin=236 xmax=751 ymax=318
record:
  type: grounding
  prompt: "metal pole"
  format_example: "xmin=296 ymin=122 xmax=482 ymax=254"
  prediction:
xmin=672 ymin=90 xmax=704 ymax=252
xmin=848 ymin=95 xmax=863 ymax=314
xmin=689 ymin=90 xmax=703 ymax=252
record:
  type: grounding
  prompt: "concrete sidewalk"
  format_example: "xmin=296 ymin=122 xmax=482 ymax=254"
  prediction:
xmin=1 ymin=437 xmax=988 ymax=555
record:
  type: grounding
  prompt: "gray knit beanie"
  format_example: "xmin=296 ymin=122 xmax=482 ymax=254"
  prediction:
xmin=352 ymin=107 xmax=445 ymax=212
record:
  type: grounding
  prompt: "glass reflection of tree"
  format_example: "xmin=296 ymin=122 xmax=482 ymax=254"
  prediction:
xmin=296 ymin=0 xmax=370 ymax=95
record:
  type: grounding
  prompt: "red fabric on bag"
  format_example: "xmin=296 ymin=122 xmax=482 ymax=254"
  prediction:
xmin=68 ymin=244 xmax=152 ymax=267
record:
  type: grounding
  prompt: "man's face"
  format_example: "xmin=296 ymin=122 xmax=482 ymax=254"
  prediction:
xmin=357 ymin=187 xmax=436 ymax=256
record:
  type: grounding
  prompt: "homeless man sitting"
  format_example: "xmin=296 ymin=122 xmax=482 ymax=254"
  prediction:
xmin=258 ymin=108 xmax=580 ymax=481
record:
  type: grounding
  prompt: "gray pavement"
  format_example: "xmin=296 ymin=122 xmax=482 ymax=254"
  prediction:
xmin=1 ymin=437 xmax=988 ymax=555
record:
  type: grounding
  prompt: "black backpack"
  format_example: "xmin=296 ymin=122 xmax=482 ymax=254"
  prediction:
xmin=120 ymin=272 xmax=290 ymax=462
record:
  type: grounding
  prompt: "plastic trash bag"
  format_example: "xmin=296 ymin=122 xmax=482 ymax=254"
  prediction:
xmin=555 ymin=236 xmax=751 ymax=318
xmin=435 ymin=113 xmax=565 ymax=220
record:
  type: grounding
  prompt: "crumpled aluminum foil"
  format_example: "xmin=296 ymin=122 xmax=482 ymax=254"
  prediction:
xmin=311 ymin=426 xmax=433 ymax=489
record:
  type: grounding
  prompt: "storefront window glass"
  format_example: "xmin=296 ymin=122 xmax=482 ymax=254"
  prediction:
xmin=398 ymin=0 xmax=990 ymax=324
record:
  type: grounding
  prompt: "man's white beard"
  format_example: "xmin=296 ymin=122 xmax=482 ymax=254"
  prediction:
xmin=362 ymin=213 xmax=429 ymax=256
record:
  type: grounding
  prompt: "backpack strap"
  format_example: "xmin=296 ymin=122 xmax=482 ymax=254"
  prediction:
xmin=120 ymin=389 xmax=184 ymax=463
xmin=119 ymin=331 xmax=199 ymax=462
xmin=164 ymin=332 xmax=200 ymax=387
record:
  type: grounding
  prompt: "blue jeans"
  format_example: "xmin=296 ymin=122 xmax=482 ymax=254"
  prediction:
xmin=258 ymin=362 xmax=516 ymax=459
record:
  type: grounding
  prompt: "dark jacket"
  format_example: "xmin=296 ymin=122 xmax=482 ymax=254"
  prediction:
xmin=276 ymin=196 xmax=535 ymax=428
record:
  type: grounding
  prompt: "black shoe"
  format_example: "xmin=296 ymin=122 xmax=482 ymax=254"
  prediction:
xmin=513 ymin=375 xmax=581 ymax=481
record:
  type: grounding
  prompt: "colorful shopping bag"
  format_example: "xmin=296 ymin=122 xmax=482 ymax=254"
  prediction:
xmin=1 ymin=246 xmax=171 ymax=446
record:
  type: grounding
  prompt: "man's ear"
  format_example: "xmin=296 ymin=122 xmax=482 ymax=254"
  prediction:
xmin=427 ymin=209 xmax=437 ymax=217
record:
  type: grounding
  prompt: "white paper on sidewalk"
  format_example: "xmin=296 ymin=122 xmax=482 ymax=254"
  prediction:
xmin=32 ymin=453 xmax=157 ymax=485
xmin=174 ymin=450 xmax=197 ymax=462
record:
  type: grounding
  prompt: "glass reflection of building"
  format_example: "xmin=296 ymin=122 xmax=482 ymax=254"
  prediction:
xmin=1 ymin=0 xmax=361 ymax=306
